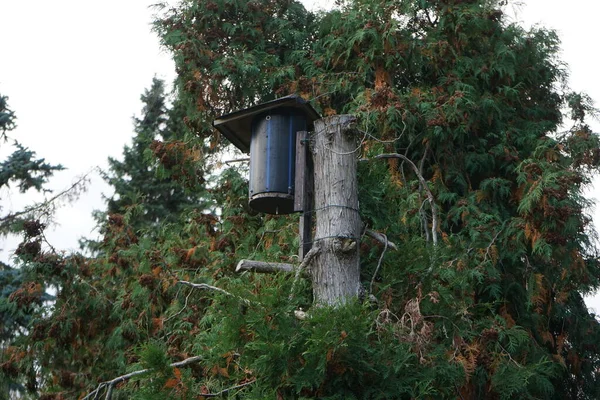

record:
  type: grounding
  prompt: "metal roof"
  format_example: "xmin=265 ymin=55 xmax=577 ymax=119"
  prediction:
xmin=212 ymin=94 xmax=320 ymax=153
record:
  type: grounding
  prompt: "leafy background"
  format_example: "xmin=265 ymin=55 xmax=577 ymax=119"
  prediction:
xmin=1 ymin=1 xmax=600 ymax=399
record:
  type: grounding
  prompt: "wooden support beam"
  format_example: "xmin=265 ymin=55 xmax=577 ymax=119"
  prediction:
xmin=294 ymin=130 xmax=314 ymax=260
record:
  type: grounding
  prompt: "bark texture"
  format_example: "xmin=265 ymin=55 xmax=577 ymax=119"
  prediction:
xmin=311 ymin=115 xmax=361 ymax=306
xmin=235 ymin=259 xmax=294 ymax=273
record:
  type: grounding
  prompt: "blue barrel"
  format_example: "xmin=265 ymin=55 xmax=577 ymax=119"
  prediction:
xmin=249 ymin=108 xmax=307 ymax=214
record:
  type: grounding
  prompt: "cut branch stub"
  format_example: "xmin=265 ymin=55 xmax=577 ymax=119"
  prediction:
xmin=235 ymin=259 xmax=294 ymax=273
xmin=311 ymin=115 xmax=361 ymax=306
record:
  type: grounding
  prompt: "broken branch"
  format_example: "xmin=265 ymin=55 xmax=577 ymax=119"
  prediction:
xmin=235 ymin=259 xmax=294 ymax=273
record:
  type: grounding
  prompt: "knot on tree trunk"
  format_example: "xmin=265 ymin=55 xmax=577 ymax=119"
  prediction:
xmin=333 ymin=237 xmax=357 ymax=255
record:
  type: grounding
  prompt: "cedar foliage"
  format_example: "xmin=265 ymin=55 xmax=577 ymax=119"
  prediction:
xmin=2 ymin=0 xmax=600 ymax=399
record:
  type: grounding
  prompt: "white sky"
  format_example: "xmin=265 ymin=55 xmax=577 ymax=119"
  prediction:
xmin=0 ymin=0 xmax=599 ymax=308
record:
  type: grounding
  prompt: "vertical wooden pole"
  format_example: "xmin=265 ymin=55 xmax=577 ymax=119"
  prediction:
xmin=294 ymin=131 xmax=313 ymax=260
xmin=311 ymin=115 xmax=361 ymax=306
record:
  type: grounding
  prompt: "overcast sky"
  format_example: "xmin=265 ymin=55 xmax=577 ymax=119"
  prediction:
xmin=1 ymin=0 xmax=599 ymax=307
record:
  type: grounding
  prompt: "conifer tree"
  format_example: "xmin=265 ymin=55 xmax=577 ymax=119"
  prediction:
xmin=0 ymin=93 xmax=67 ymax=397
xmin=2 ymin=1 xmax=600 ymax=399
xmin=103 ymin=77 xmax=206 ymax=234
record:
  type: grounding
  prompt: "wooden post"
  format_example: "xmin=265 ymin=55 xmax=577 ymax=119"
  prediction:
xmin=311 ymin=115 xmax=361 ymax=306
xmin=294 ymin=131 xmax=313 ymax=260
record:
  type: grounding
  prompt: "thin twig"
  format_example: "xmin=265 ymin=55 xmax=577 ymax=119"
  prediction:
xmin=164 ymin=286 xmax=193 ymax=323
xmin=483 ymin=223 xmax=505 ymax=263
xmin=364 ymin=229 xmax=398 ymax=251
xmin=83 ymin=356 xmax=203 ymax=400
xmin=202 ymin=379 xmax=257 ymax=398
xmin=0 ymin=170 xmax=93 ymax=224
xmin=289 ymin=245 xmax=320 ymax=300
xmin=370 ymin=232 xmax=388 ymax=294
xmin=356 ymin=119 xmax=407 ymax=144
xmin=418 ymin=146 xmax=431 ymax=242
xmin=178 ymin=281 xmax=250 ymax=305
xmin=362 ymin=153 xmax=439 ymax=245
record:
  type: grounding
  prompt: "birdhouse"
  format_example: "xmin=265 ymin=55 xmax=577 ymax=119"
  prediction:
xmin=213 ymin=95 xmax=320 ymax=215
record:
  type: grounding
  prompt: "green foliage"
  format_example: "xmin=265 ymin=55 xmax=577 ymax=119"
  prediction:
xmin=3 ymin=0 xmax=600 ymax=399
xmin=0 ymin=93 xmax=67 ymax=399
xmin=0 ymin=142 xmax=63 ymax=193
xmin=101 ymin=78 xmax=208 ymax=236
xmin=0 ymin=94 xmax=64 ymax=196
xmin=0 ymin=94 xmax=16 ymax=139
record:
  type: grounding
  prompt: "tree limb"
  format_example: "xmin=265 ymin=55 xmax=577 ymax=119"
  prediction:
xmin=235 ymin=259 xmax=294 ymax=273
xmin=83 ymin=356 xmax=203 ymax=400
xmin=289 ymin=245 xmax=320 ymax=300
xmin=364 ymin=229 xmax=398 ymax=251
xmin=370 ymin=231 xmax=388 ymax=294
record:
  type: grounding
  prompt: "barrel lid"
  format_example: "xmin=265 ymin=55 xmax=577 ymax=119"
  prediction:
xmin=213 ymin=94 xmax=320 ymax=153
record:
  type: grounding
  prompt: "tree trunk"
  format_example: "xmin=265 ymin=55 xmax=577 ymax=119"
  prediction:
xmin=311 ymin=115 xmax=361 ymax=306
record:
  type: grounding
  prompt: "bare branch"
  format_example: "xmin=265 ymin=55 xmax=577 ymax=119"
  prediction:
xmin=364 ymin=229 xmax=398 ymax=251
xmin=289 ymin=245 xmax=320 ymax=300
xmin=202 ymin=379 xmax=257 ymax=398
xmin=484 ymin=224 xmax=505 ymax=263
xmin=236 ymin=259 xmax=295 ymax=273
xmin=178 ymin=280 xmax=250 ymax=305
xmin=369 ymin=231 xmax=388 ymax=294
xmin=0 ymin=169 xmax=93 ymax=226
xmin=362 ymin=153 xmax=439 ymax=245
xmin=83 ymin=356 xmax=203 ymax=400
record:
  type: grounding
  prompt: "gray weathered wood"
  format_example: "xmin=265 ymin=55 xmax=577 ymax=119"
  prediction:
xmin=294 ymin=130 xmax=313 ymax=260
xmin=365 ymin=228 xmax=398 ymax=251
xmin=235 ymin=259 xmax=294 ymax=273
xmin=311 ymin=115 xmax=361 ymax=306
xmin=294 ymin=131 xmax=308 ymax=212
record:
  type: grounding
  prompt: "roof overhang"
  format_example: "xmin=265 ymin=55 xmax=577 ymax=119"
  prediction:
xmin=213 ymin=94 xmax=320 ymax=153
